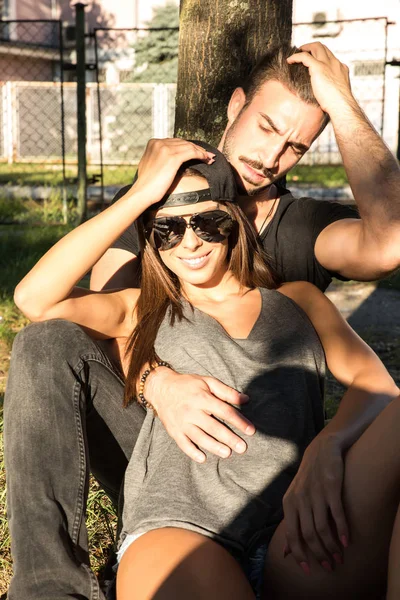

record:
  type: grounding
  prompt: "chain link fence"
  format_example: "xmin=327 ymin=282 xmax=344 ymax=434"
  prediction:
xmin=93 ymin=27 xmax=178 ymax=194
xmin=0 ymin=17 xmax=397 ymax=204
xmin=91 ymin=83 xmax=175 ymax=163
xmin=0 ymin=20 xmax=67 ymax=190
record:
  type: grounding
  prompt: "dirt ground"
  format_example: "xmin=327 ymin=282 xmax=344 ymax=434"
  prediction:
xmin=326 ymin=282 xmax=400 ymax=333
xmin=324 ymin=281 xmax=400 ymax=414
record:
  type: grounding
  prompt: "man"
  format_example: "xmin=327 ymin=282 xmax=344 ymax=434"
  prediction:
xmin=4 ymin=42 xmax=400 ymax=599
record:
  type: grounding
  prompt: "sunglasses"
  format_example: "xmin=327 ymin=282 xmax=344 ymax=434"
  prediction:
xmin=145 ymin=209 xmax=235 ymax=251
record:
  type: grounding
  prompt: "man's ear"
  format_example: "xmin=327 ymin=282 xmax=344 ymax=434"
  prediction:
xmin=227 ymin=88 xmax=246 ymax=123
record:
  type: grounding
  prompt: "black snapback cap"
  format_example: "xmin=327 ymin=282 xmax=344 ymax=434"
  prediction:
xmin=134 ymin=140 xmax=238 ymax=209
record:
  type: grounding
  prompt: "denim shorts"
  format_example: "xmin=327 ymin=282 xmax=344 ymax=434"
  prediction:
xmin=240 ymin=541 xmax=268 ymax=598
xmin=117 ymin=531 xmax=147 ymax=563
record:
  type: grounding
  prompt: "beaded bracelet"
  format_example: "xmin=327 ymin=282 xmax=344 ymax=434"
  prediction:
xmin=137 ymin=360 xmax=171 ymax=414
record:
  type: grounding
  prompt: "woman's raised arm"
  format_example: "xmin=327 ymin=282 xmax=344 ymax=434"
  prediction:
xmin=14 ymin=140 xmax=214 ymax=334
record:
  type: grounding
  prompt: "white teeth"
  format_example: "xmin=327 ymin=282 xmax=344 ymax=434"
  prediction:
xmin=181 ymin=255 xmax=208 ymax=265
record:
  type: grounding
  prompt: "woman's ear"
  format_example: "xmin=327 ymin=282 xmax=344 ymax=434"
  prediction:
xmin=227 ymin=88 xmax=247 ymax=124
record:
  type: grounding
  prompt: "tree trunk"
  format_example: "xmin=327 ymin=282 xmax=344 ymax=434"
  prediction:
xmin=175 ymin=0 xmax=293 ymax=145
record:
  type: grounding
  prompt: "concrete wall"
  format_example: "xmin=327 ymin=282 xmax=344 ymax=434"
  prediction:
xmin=15 ymin=0 xmax=52 ymax=20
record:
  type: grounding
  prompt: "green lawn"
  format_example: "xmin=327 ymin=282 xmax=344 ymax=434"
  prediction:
xmin=288 ymin=164 xmax=348 ymax=187
xmin=0 ymin=162 xmax=348 ymax=189
xmin=0 ymin=162 xmax=136 ymax=188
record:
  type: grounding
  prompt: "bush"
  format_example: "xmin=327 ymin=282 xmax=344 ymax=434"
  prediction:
xmin=0 ymin=197 xmax=29 ymax=224
xmin=41 ymin=188 xmax=77 ymax=224
xmin=0 ymin=189 xmax=77 ymax=226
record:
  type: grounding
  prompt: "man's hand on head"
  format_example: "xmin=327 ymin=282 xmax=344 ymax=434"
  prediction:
xmin=287 ymin=42 xmax=353 ymax=116
xmin=145 ymin=367 xmax=256 ymax=462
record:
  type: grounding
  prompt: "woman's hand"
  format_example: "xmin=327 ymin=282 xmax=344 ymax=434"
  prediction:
xmin=145 ymin=367 xmax=256 ymax=462
xmin=133 ymin=138 xmax=215 ymax=205
xmin=282 ymin=433 xmax=350 ymax=574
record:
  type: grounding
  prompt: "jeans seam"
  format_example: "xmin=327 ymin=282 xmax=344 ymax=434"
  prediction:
xmin=73 ymin=351 xmax=125 ymax=386
xmin=70 ymin=352 xmax=122 ymax=600
xmin=82 ymin=563 xmax=103 ymax=599
xmin=70 ymin=371 xmax=89 ymax=563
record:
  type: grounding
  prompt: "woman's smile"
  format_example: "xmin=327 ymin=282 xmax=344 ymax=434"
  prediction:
xmin=178 ymin=250 xmax=213 ymax=269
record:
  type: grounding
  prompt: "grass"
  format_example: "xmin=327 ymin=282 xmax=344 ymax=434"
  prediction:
xmin=287 ymin=164 xmax=348 ymax=187
xmin=0 ymin=162 xmax=137 ymax=188
xmin=0 ymin=225 xmax=117 ymax=595
xmin=0 ymin=162 xmax=349 ymax=189
xmin=331 ymin=270 xmax=400 ymax=293
xmin=0 ymin=397 xmax=11 ymax=590
xmin=324 ymin=328 xmax=400 ymax=418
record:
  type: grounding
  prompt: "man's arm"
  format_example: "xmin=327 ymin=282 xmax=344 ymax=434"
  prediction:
xmin=90 ymin=248 xmax=141 ymax=291
xmin=289 ymin=43 xmax=400 ymax=280
xmin=90 ymin=182 xmax=141 ymax=291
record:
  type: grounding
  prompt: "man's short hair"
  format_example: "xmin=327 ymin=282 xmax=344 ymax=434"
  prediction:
xmin=242 ymin=44 xmax=326 ymax=118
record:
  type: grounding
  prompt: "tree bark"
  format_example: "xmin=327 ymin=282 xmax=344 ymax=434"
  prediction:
xmin=175 ymin=0 xmax=293 ymax=144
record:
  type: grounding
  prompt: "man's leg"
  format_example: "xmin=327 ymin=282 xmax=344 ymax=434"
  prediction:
xmin=4 ymin=319 xmax=145 ymax=600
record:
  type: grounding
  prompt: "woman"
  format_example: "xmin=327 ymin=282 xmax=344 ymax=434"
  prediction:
xmin=15 ymin=139 xmax=400 ymax=600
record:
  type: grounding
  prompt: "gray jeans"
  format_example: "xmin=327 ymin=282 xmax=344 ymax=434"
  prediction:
xmin=4 ymin=319 xmax=145 ymax=600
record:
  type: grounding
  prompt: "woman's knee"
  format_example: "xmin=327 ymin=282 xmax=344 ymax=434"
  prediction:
xmin=117 ymin=528 xmax=255 ymax=600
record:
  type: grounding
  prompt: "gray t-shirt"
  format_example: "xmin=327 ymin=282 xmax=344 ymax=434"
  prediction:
xmin=120 ymin=288 xmax=326 ymax=558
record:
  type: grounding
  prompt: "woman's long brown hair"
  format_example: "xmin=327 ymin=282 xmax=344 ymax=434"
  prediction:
xmin=123 ymin=198 xmax=280 ymax=407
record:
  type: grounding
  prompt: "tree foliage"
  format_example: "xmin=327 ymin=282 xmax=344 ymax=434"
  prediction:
xmin=129 ymin=2 xmax=179 ymax=83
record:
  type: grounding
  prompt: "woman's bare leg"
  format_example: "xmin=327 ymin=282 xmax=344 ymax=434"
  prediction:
xmin=117 ymin=527 xmax=255 ymax=600
xmin=262 ymin=395 xmax=400 ymax=600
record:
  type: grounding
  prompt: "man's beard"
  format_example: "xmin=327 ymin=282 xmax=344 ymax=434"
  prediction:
xmin=222 ymin=118 xmax=275 ymax=197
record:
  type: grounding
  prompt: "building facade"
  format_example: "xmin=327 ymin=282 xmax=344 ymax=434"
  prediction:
xmin=292 ymin=0 xmax=400 ymax=155
xmin=0 ymin=0 xmax=179 ymax=83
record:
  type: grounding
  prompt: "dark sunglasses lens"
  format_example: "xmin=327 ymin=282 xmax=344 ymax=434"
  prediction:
xmin=148 ymin=217 xmax=186 ymax=250
xmin=192 ymin=210 xmax=234 ymax=242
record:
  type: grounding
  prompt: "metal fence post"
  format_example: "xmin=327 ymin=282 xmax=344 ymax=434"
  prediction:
xmin=74 ymin=2 xmax=88 ymax=223
xmin=93 ymin=30 xmax=105 ymax=208
xmin=5 ymin=81 xmax=17 ymax=164
xmin=58 ymin=18 xmax=68 ymax=224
